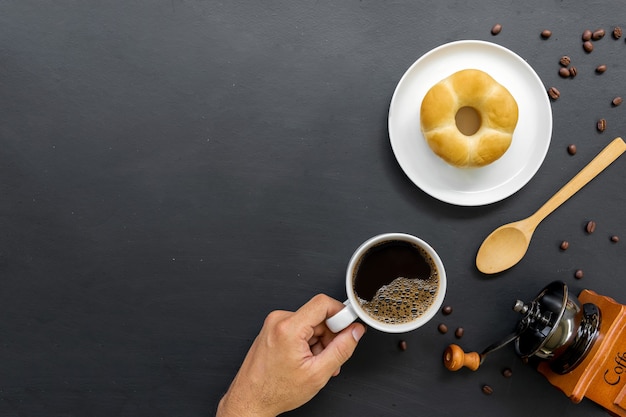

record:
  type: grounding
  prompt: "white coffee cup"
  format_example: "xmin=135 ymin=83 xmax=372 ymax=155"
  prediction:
xmin=326 ymin=233 xmax=446 ymax=333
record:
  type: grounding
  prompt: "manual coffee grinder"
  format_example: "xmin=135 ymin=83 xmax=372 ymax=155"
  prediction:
xmin=443 ymin=281 xmax=626 ymax=417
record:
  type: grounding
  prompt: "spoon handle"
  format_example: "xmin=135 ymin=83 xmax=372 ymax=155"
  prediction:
xmin=532 ymin=137 xmax=626 ymax=224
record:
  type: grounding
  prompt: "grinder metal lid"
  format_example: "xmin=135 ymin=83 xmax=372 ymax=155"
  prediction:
xmin=513 ymin=281 xmax=600 ymax=374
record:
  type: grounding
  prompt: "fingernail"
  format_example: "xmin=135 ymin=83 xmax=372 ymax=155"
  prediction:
xmin=352 ymin=325 xmax=365 ymax=342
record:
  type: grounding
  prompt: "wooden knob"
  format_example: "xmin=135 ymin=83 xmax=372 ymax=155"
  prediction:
xmin=443 ymin=344 xmax=481 ymax=371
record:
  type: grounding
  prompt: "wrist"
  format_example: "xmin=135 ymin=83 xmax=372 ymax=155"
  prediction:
xmin=216 ymin=393 xmax=239 ymax=417
xmin=216 ymin=391 xmax=276 ymax=417
xmin=216 ymin=393 xmax=243 ymax=417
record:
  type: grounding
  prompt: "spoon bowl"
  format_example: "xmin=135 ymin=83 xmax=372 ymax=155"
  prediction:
xmin=476 ymin=222 xmax=532 ymax=274
xmin=476 ymin=137 xmax=626 ymax=274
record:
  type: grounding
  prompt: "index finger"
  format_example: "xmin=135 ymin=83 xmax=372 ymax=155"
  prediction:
xmin=293 ymin=294 xmax=346 ymax=328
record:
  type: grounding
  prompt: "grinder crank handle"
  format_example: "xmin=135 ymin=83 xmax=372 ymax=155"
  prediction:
xmin=443 ymin=344 xmax=482 ymax=371
xmin=443 ymin=329 xmax=521 ymax=371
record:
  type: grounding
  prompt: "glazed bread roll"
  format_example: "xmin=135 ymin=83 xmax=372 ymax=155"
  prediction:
xmin=420 ymin=69 xmax=519 ymax=168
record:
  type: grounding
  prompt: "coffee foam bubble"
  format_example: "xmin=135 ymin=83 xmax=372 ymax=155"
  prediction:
xmin=358 ymin=270 xmax=439 ymax=325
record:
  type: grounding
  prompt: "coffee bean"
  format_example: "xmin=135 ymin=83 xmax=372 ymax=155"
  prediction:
xmin=455 ymin=327 xmax=464 ymax=339
xmin=442 ymin=305 xmax=453 ymax=315
xmin=541 ymin=29 xmax=552 ymax=39
xmin=567 ymin=144 xmax=577 ymax=155
xmin=592 ymin=29 xmax=606 ymax=40
xmin=399 ymin=340 xmax=408 ymax=351
xmin=583 ymin=41 xmax=594 ymax=52
xmin=575 ymin=269 xmax=584 ymax=279
xmin=569 ymin=66 xmax=577 ymax=78
xmin=597 ymin=119 xmax=606 ymax=132
xmin=558 ymin=67 xmax=570 ymax=78
xmin=548 ymin=87 xmax=560 ymax=100
xmin=612 ymin=97 xmax=623 ymax=107
xmin=491 ymin=23 xmax=502 ymax=35
xmin=559 ymin=55 xmax=571 ymax=66
xmin=614 ymin=27 xmax=623 ymax=39
xmin=502 ymin=368 xmax=513 ymax=378
xmin=438 ymin=323 xmax=448 ymax=334
xmin=482 ymin=385 xmax=494 ymax=395
xmin=586 ymin=220 xmax=597 ymax=234
xmin=560 ymin=240 xmax=570 ymax=250
xmin=582 ymin=29 xmax=593 ymax=41
xmin=611 ymin=235 xmax=620 ymax=243
xmin=596 ymin=64 xmax=607 ymax=73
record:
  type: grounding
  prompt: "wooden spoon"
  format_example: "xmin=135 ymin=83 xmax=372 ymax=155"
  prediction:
xmin=476 ymin=137 xmax=626 ymax=274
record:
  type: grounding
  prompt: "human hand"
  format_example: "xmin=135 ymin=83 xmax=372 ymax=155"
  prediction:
xmin=216 ymin=294 xmax=366 ymax=417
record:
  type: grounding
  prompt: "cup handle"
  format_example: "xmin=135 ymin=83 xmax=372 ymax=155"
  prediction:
xmin=325 ymin=300 xmax=359 ymax=333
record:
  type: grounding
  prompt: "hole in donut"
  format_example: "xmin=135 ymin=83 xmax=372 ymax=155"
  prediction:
xmin=455 ymin=106 xmax=481 ymax=136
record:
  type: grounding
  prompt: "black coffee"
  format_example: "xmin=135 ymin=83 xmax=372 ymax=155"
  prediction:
xmin=353 ymin=240 xmax=439 ymax=325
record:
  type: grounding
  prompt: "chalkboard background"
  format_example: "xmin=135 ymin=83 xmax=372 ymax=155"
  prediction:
xmin=2 ymin=1 xmax=626 ymax=416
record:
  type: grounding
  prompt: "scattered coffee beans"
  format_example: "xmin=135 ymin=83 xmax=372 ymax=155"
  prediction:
xmin=455 ymin=327 xmax=464 ymax=339
xmin=502 ymin=368 xmax=513 ymax=378
xmin=597 ymin=118 xmax=606 ymax=132
xmin=582 ymin=29 xmax=593 ymax=41
xmin=491 ymin=23 xmax=502 ymax=35
xmin=596 ymin=64 xmax=607 ymax=73
xmin=548 ymin=87 xmax=560 ymax=100
xmin=592 ymin=28 xmax=606 ymax=40
xmin=575 ymin=269 xmax=584 ymax=279
xmin=541 ymin=29 xmax=552 ymax=39
xmin=399 ymin=340 xmax=408 ymax=351
xmin=559 ymin=55 xmax=571 ymax=66
xmin=567 ymin=144 xmax=577 ymax=155
xmin=614 ymin=26 xmax=623 ymax=39
xmin=583 ymin=41 xmax=594 ymax=52
xmin=611 ymin=235 xmax=620 ymax=243
xmin=438 ymin=323 xmax=448 ymax=334
xmin=442 ymin=305 xmax=453 ymax=315
xmin=586 ymin=220 xmax=597 ymax=234
xmin=560 ymin=240 xmax=570 ymax=250
xmin=569 ymin=66 xmax=577 ymax=78
xmin=558 ymin=67 xmax=570 ymax=77
xmin=482 ymin=385 xmax=494 ymax=395
xmin=613 ymin=97 xmax=623 ymax=107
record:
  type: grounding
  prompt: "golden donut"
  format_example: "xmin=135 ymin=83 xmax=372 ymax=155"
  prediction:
xmin=420 ymin=69 xmax=519 ymax=168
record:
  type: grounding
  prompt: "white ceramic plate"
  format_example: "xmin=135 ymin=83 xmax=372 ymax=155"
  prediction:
xmin=388 ymin=40 xmax=553 ymax=206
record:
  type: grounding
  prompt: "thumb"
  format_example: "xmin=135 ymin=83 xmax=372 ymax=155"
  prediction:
xmin=316 ymin=323 xmax=365 ymax=376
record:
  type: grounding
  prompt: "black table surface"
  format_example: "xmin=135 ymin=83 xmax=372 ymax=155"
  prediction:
xmin=3 ymin=1 xmax=626 ymax=416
